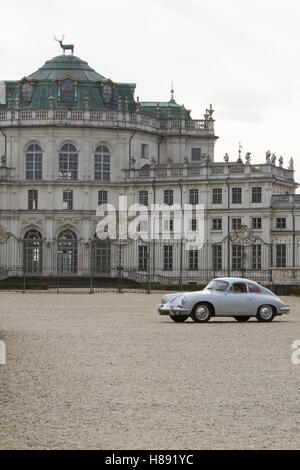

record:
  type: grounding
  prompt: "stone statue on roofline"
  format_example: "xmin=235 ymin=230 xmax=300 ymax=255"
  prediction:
xmin=224 ymin=153 xmax=229 ymax=163
xmin=245 ymin=152 xmax=251 ymax=165
xmin=206 ymin=104 xmax=214 ymax=120
xmin=199 ymin=153 xmax=206 ymax=165
xmin=266 ymin=150 xmax=271 ymax=164
xmin=271 ymin=154 xmax=276 ymax=166
xmin=278 ymin=156 xmax=283 ymax=168
xmin=136 ymin=97 xmax=140 ymax=112
xmin=289 ymin=158 xmax=294 ymax=170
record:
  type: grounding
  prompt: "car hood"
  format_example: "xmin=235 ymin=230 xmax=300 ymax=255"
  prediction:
xmin=162 ymin=289 xmax=215 ymax=303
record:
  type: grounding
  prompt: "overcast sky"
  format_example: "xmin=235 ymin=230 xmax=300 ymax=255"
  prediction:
xmin=1 ymin=0 xmax=300 ymax=180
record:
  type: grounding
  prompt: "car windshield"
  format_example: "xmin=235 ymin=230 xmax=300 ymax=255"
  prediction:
xmin=205 ymin=280 xmax=228 ymax=291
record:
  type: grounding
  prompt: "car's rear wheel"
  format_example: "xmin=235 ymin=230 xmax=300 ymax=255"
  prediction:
xmin=191 ymin=303 xmax=212 ymax=323
xmin=235 ymin=316 xmax=251 ymax=322
xmin=170 ymin=314 xmax=189 ymax=323
xmin=256 ymin=305 xmax=275 ymax=322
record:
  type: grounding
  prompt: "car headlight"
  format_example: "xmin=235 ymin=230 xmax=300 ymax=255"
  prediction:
xmin=181 ymin=296 xmax=187 ymax=306
xmin=161 ymin=296 xmax=167 ymax=304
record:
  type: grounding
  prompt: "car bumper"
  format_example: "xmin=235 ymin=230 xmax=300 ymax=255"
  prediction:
xmin=157 ymin=304 xmax=190 ymax=316
xmin=278 ymin=305 xmax=290 ymax=314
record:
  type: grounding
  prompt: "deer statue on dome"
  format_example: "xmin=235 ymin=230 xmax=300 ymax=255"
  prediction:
xmin=54 ymin=35 xmax=74 ymax=55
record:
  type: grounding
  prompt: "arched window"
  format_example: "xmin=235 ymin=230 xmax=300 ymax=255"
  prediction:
xmin=94 ymin=145 xmax=110 ymax=181
xmin=25 ymin=144 xmax=43 ymax=180
xmin=60 ymin=79 xmax=75 ymax=101
xmin=24 ymin=230 xmax=43 ymax=274
xmin=57 ymin=230 xmax=77 ymax=274
xmin=59 ymin=143 xmax=78 ymax=180
xmin=21 ymin=81 xmax=31 ymax=101
xmin=91 ymin=234 xmax=111 ymax=274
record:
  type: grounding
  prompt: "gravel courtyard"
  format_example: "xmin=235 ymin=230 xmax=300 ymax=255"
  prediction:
xmin=0 ymin=292 xmax=299 ymax=450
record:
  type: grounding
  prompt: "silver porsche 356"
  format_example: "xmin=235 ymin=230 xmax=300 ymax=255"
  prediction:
xmin=157 ymin=277 xmax=290 ymax=323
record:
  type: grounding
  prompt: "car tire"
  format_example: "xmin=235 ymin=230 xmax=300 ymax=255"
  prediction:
xmin=234 ymin=316 xmax=251 ymax=322
xmin=170 ymin=315 xmax=189 ymax=323
xmin=191 ymin=303 xmax=212 ymax=323
xmin=256 ymin=305 xmax=275 ymax=322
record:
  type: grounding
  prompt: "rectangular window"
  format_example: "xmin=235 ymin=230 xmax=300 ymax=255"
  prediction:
xmin=60 ymin=79 xmax=75 ymax=101
xmin=59 ymin=155 xmax=78 ymax=180
xmin=232 ymin=218 xmax=242 ymax=230
xmin=212 ymin=218 xmax=222 ymax=230
xmin=232 ymin=245 xmax=242 ymax=270
xmin=212 ymin=188 xmax=222 ymax=204
xmin=139 ymin=190 xmax=149 ymax=206
xmin=252 ymin=244 xmax=262 ymax=269
xmin=63 ymin=190 xmax=73 ymax=210
xmin=189 ymin=250 xmax=199 ymax=270
xmin=188 ymin=219 xmax=198 ymax=232
xmin=212 ymin=245 xmax=222 ymax=270
xmin=164 ymin=190 xmax=173 ymax=206
xmin=141 ymin=144 xmax=149 ymax=158
xmin=98 ymin=190 xmax=108 ymax=207
xmin=94 ymin=154 xmax=110 ymax=181
xmin=26 ymin=151 xmax=42 ymax=180
xmin=138 ymin=245 xmax=148 ymax=271
xmin=252 ymin=187 xmax=262 ymax=203
xmin=276 ymin=244 xmax=286 ymax=267
xmin=232 ymin=187 xmax=242 ymax=204
xmin=276 ymin=218 xmax=286 ymax=229
xmin=164 ymin=245 xmax=173 ymax=271
xmin=28 ymin=189 xmax=38 ymax=210
xmin=163 ymin=219 xmax=174 ymax=232
xmin=252 ymin=218 xmax=262 ymax=229
xmin=189 ymin=189 xmax=199 ymax=205
xmin=191 ymin=148 xmax=201 ymax=161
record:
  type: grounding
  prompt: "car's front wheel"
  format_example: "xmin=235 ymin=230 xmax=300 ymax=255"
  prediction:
xmin=170 ymin=314 xmax=189 ymax=323
xmin=256 ymin=305 xmax=275 ymax=322
xmin=235 ymin=316 xmax=251 ymax=322
xmin=191 ymin=303 xmax=212 ymax=323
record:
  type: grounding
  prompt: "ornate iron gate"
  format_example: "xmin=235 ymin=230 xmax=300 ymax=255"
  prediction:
xmin=0 ymin=224 xmax=273 ymax=292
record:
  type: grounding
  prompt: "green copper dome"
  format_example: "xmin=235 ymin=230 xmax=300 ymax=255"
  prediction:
xmin=28 ymin=55 xmax=106 ymax=82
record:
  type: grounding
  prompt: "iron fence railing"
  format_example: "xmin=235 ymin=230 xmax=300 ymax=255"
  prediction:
xmin=0 ymin=236 xmax=299 ymax=293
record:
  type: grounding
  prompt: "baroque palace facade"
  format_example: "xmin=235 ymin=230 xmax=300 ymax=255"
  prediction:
xmin=0 ymin=50 xmax=299 ymax=286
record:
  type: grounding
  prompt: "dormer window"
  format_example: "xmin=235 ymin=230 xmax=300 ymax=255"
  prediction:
xmin=61 ymin=79 xmax=75 ymax=101
xmin=21 ymin=81 xmax=31 ymax=101
xmin=102 ymin=83 xmax=113 ymax=103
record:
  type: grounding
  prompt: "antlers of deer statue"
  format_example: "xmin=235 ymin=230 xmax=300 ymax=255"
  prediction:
xmin=54 ymin=35 xmax=74 ymax=55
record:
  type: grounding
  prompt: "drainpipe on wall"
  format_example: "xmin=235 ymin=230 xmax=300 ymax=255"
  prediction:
xmin=157 ymin=137 xmax=163 ymax=165
xmin=0 ymin=127 xmax=7 ymax=165
xmin=129 ymin=131 xmax=136 ymax=168
xmin=292 ymin=198 xmax=296 ymax=272
xmin=178 ymin=179 xmax=183 ymax=290
xmin=151 ymin=181 xmax=156 ymax=282
xmin=226 ymin=177 xmax=230 ymax=276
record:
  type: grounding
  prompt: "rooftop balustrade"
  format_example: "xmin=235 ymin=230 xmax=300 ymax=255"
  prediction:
xmin=0 ymin=108 xmax=213 ymax=137
xmin=124 ymin=162 xmax=295 ymax=183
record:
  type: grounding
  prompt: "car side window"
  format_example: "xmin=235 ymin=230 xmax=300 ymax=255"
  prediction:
xmin=230 ymin=282 xmax=248 ymax=293
xmin=248 ymin=283 xmax=261 ymax=293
